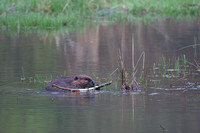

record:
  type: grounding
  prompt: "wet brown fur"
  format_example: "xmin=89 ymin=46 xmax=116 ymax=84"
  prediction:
xmin=45 ymin=75 xmax=95 ymax=91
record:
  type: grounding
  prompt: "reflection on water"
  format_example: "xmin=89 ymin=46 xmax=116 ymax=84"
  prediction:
xmin=0 ymin=18 xmax=200 ymax=133
xmin=0 ymin=19 xmax=199 ymax=83
xmin=0 ymin=90 xmax=200 ymax=133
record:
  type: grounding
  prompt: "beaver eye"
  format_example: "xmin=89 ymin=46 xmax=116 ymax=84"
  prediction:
xmin=74 ymin=76 xmax=78 ymax=80
xmin=84 ymin=77 xmax=89 ymax=81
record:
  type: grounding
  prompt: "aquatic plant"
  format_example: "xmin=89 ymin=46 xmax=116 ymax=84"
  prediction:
xmin=183 ymin=54 xmax=187 ymax=71
xmin=21 ymin=67 xmax=25 ymax=81
xmin=20 ymin=52 xmax=200 ymax=91
xmin=115 ymin=76 xmax=120 ymax=90
xmin=174 ymin=57 xmax=180 ymax=76
xmin=149 ymin=54 xmax=200 ymax=89
xmin=21 ymin=67 xmax=57 ymax=85
xmin=118 ymin=33 xmax=145 ymax=90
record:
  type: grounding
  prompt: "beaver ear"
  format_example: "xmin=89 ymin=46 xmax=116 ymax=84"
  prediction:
xmin=74 ymin=76 xmax=78 ymax=80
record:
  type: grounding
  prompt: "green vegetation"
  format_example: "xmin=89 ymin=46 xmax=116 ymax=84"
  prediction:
xmin=0 ymin=0 xmax=96 ymax=31
xmin=20 ymin=68 xmax=66 ymax=89
xmin=149 ymin=55 xmax=200 ymax=88
xmin=20 ymin=53 xmax=200 ymax=91
xmin=0 ymin=0 xmax=199 ymax=31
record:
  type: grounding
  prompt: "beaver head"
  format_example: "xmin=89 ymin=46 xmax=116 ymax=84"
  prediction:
xmin=70 ymin=75 xmax=95 ymax=88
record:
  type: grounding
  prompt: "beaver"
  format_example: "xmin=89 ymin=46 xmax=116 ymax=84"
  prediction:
xmin=45 ymin=75 xmax=95 ymax=91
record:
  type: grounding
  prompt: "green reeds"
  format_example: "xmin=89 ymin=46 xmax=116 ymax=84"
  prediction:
xmin=174 ymin=57 xmax=180 ymax=76
xmin=20 ymin=69 xmax=67 ymax=88
xmin=154 ymin=56 xmax=187 ymax=77
xmin=34 ymin=74 xmax=42 ymax=83
xmin=183 ymin=54 xmax=187 ymax=71
xmin=21 ymin=67 xmax=25 ymax=81
xmin=150 ymin=54 xmax=200 ymax=88
xmin=115 ymin=76 xmax=120 ymax=90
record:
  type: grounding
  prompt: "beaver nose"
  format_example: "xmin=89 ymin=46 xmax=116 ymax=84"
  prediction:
xmin=89 ymin=80 xmax=95 ymax=87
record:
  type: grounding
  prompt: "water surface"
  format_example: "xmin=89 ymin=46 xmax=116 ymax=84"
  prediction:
xmin=0 ymin=18 xmax=200 ymax=133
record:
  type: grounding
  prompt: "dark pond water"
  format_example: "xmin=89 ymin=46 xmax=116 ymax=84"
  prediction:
xmin=0 ymin=18 xmax=200 ymax=133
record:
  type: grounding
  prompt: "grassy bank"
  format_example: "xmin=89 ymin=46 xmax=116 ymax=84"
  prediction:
xmin=0 ymin=0 xmax=199 ymax=31
xmin=0 ymin=0 xmax=95 ymax=31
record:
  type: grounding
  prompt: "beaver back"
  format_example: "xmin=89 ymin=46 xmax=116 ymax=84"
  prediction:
xmin=45 ymin=75 xmax=95 ymax=91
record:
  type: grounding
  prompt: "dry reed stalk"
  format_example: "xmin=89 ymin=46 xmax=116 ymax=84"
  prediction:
xmin=119 ymin=49 xmax=125 ymax=86
xmin=131 ymin=33 xmax=139 ymax=89
xmin=134 ymin=51 xmax=145 ymax=72
xmin=194 ymin=59 xmax=200 ymax=69
xmin=119 ymin=32 xmax=146 ymax=90
xmin=119 ymin=30 xmax=125 ymax=86
xmin=170 ymin=74 xmax=187 ymax=87
xmin=130 ymin=33 xmax=146 ymax=90
xmin=117 ymin=29 xmax=148 ymax=90
xmin=108 ymin=68 xmax=119 ymax=78
xmin=176 ymin=44 xmax=200 ymax=51
xmin=132 ymin=33 xmax=135 ymax=70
